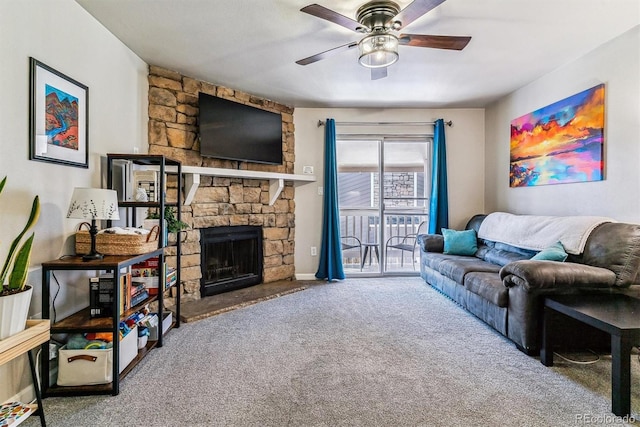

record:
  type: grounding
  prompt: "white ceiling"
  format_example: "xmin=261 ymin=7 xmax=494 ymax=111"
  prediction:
xmin=76 ymin=0 xmax=639 ymax=108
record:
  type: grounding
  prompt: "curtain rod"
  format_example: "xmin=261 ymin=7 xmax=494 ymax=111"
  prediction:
xmin=317 ymin=120 xmax=452 ymax=127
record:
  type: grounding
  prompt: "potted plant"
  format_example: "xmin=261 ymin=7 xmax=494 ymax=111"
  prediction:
xmin=0 ymin=176 xmax=40 ymax=340
xmin=144 ymin=207 xmax=188 ymax=243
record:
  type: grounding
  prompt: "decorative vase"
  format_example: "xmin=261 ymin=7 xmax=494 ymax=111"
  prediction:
xmin=0 ymin=285 xmax=33 ymax=340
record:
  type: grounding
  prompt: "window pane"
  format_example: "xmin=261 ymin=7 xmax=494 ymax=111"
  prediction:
xmin=338 ymin=172 xmax=371 ymax=207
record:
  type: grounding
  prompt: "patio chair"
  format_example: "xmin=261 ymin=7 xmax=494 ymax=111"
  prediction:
xmin=341 ymin=235 xmax=363 ymax=271
xmin=384 ymin=221 xmax=428 ymax=270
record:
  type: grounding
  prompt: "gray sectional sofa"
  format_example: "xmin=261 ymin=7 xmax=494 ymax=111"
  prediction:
xmin=418 ymin=213 xmax=640 ymax=355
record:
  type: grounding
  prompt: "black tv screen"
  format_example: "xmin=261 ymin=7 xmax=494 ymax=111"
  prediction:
xmin=198 ymin=92 xmax=283 ymax=165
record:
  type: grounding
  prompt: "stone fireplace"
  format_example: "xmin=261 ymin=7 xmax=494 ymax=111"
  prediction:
xmin=146 ymin=65 xmax=296 ymax=304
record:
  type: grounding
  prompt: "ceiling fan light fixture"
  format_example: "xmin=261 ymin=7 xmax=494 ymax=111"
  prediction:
xmin=358 ymin=33 xmax=399 ymax=68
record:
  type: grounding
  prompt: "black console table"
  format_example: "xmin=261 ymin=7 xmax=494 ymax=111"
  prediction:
xmin=542 ymin=294 xmax=640 ymax=416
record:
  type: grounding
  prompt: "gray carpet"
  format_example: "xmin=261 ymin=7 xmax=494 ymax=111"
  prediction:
xmin=25 ymin=277 xmax=640 ymax=426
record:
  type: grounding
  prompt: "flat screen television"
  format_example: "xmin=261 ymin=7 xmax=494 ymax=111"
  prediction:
xmin=198 ymin=92 xmax=283 ymax=165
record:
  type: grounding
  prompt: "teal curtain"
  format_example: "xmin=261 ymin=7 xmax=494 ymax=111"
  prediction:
xmin=315 ymin=118 xmax=345 ymax=281
xmin=428 ymin=119 xmax=449 ymax=234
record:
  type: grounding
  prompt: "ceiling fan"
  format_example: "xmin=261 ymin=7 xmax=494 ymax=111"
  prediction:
xmin=295 ymin=0 xmax=471 ymax=80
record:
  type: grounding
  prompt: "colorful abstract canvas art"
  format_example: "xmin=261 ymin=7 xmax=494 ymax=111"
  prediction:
xmin=509 ymin=84 xmax=605 ymax=187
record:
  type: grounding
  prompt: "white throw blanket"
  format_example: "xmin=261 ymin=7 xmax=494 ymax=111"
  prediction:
xmin=477 ymin=212 xmax=614 ymax=255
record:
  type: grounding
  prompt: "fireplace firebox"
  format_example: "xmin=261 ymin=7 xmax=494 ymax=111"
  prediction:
xmin=200 ymin=226 xmax=263 ymax=297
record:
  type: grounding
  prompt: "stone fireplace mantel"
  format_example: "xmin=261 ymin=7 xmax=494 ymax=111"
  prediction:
xmin=148 ymin=164 xmax=316 ymax=205
xmin=181 ymin=166 xmax=316 ymax=206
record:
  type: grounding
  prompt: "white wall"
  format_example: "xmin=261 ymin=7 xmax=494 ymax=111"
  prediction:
xmin=293 ymin=108 xmax=485 ymax=278
xmin=0 ymin=0 xmax=148 ymax=403
xmin=485 ymin=26 xmax=640 ymax=222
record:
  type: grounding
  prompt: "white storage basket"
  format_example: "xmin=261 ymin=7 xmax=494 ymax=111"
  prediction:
xmin=57 ymin=326 xmax=137 ymax=386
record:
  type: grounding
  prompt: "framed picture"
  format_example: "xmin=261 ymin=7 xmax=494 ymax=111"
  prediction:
xmin=509 ymin=84 xmax=605 ymax=187
xmin=29 ymin=57 xmax=89 ymax=168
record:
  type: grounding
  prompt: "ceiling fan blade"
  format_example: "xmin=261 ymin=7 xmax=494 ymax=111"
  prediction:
xmin=398 ymin=34 xmax=471 ymax=50
xmin=371 ymin=67 xmax=388 ymax=80
xmin=390 ymin=0 xmax=446 ymax=30
xmin=301 ymin=4 xmax=367 ymax=32
xmin=296 ymin=42 xmax=358 ymax=65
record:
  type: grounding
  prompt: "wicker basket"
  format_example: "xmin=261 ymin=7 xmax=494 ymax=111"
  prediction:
xmin=75 ymin=223 xmax=159 ymax=256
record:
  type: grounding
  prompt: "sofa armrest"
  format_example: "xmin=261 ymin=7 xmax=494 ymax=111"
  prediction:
xmin=500 ymin=260 xmax=616 ymax=291
xmin=417 ymin=234 xmax=444 ymax=253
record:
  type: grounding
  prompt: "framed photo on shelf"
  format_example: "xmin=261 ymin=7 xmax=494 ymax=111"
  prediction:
xmin=29 ymin=57 xmax=89 ymax=168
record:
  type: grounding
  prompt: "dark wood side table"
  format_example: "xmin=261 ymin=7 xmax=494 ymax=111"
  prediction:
xmin=541 ymin=294 xmax=640 ymax=416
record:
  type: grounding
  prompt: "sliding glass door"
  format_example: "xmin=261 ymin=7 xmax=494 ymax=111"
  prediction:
xmin=337 ymin=136 xmax=430 ymax=276
xmin=381 ymin=140 xmax=429 ymax=273
xmin=337 ymin=139 xmax=380 ymax=273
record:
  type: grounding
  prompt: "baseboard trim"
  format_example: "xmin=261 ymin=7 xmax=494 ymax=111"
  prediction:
xmin=6 ymin=384 xmax=34 ymax=405
xmin=295 ymin=273 xmax=318 ymax=281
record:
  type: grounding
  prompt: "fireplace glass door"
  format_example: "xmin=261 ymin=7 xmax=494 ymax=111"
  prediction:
xmin=200 ymin=225 xmax=263 ymax=296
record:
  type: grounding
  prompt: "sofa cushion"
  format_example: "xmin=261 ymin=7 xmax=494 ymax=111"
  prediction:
xmin=484 ymin=240 xmax=538 ymax=256
xmin=464 ymin=272 xmax=509 ymax=307
xmin=465 ymin=214 xmax=487 ymax=234
xmin=483 ymin=249 xmax=532 ymax=266
xmin=438 ymin=259 xmax=501 ymax=283
xmin=442 ymin=229 xmax=478 ymax=256
xmin=417 ymin=234 xmax=444 ymax=253
xmin=474 ymin=240 xmax=535 ymax=266
xmin=423 ymin=253 xmax=478 ymax=271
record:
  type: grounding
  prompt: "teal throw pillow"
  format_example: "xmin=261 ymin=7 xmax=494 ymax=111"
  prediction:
xmin=442 ymin=228 xmax=478 ymax=256
xmin=531 ymin=241 xmax=568 ymax=262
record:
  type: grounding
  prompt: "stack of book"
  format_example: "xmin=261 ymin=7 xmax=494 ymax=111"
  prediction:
xmin=88 ymin=266 xmax=159 ymax=318
xmin=130 ymin=282 xmax=149 ymax=307
xmin=131 ymin=257 xmax=177 ymax=295
xmin=165 ymin=266 xmax=177 ymax=291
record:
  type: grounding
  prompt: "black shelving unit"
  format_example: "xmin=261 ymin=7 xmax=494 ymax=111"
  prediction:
xmin=40 ymin=154 xmax=183 ymax=397
xmin=106 ymin=153 xmax=182 ymax=330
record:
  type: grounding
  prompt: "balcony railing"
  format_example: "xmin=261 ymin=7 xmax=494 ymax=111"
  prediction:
xmin=340 ymin=207 xmax=428 ymax=272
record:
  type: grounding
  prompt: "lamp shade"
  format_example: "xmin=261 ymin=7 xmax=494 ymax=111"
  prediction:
xmin=358 ymin=33 xmax=399 ymax=68
xmin=67 ymin=188 xmax=120 ymax=220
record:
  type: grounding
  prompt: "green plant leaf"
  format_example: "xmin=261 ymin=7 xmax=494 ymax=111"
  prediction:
xmin=0 ymin=195 xmax=40 ymax=285
xmin=146 ymin=211 xmax=160 ymax=219
xmin=163 ymin=207 xmax=189 ymax=233
xmin=8 ymin=233 xmax=34 ymax=290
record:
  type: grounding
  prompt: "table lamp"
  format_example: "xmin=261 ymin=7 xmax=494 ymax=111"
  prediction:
xmin=67 ymin=188 xmax=120 ymax=261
